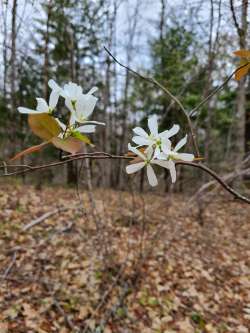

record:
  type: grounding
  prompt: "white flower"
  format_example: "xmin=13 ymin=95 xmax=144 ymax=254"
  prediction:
xmin=18 ymin=90 xmax=58 ymax=115
xmin=125 ymin=143 xmax=174 ymax=187
xmin=69 ymin=90 xmax=99 ymax=124
xmin=49 ymin=80 xmax=98 ymax=123
xmin=126 ymin=144 xmax=158 ymax=186
xmin=48 ymin=80 xmax=103 ymax=127
xmin=132 ymin=114 xmax=180 ymax=157
xmin=158 ymin=135 xmax=195 ymax=183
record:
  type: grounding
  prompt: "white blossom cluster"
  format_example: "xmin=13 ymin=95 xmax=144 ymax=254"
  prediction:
xmin=126 ymin=115 xmax=194 ymax=186
xmin=18 ymin=81 xmax=194 ymax=187
xmin=18 ymin=80 xmax=105 ymax=138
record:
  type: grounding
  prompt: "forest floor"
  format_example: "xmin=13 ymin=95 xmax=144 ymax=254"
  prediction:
xmin=0 ymin=183 xmax=249 ymax=333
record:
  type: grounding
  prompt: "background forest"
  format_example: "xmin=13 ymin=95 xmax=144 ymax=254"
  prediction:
xmin=0 ymin=0 xmax=249 ymax=191
xmin=1 ymin=1 xmax=250 ymax=333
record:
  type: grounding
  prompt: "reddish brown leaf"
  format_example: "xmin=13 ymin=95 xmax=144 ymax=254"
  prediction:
xmin=10 ymin=142 xmax=49 ymax=161
xmin=28 ymin=114 xmax=61 ymax=141
xmin=51 ymin=136 xmax=83 ymax=154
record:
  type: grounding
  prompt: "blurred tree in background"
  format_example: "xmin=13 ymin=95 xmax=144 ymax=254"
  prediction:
xmin=0 ymin=0 xmax=249 ymax=190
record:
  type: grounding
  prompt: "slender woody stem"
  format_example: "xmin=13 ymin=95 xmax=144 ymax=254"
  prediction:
xmin=1 ymin=154 xmax=249 ymax=204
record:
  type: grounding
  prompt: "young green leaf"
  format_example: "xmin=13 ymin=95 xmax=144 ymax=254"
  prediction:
xmin=71 ymin=131 xmax=92 ymax=145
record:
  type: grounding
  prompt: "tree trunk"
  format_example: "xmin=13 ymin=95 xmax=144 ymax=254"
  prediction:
xmin=230 ymin=0 xmax=248 ymax=162
xmin=43 ymin=2 xmax=52 ymax=100
xmin=66 ymin=25 xmax=78 ymax=185
xmin=10 ymin=0 xmax=17 ymax=151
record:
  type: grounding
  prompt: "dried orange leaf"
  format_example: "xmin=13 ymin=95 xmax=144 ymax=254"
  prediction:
xmin=235 ymin=63 xmax=250 ymax=81
xmin=51 ymin=136 xmax=83 ymax=154
xmin=28 ymin=114 xmax=61 ymax=141
xmin=10 ymin=142 xmax=49 ymax=161
xmin=234 ymin=50 xmax=250 ymax=58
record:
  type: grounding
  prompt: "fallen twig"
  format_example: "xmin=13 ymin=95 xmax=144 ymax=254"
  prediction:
xmin=22 ymin=207 xmax=69 ymax=231
xmin=2 ymin=251 xmax=17 ymax=279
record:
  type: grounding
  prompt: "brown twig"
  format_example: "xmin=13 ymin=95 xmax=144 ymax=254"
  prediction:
xmin=104 ymin=46 xmax=250 ymax=153
xmin=2 ymin=251 xmax=17 ymax=279
xmin=1 ymin=153 xmax=250 ymax=204
xmin=22 ymin=206 xmax=69 ymax=231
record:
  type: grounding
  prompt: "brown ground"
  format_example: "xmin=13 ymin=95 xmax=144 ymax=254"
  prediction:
xmin=0 ymin=183 xmax=249 ymax=333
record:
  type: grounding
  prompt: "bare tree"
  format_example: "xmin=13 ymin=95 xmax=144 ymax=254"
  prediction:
xmin=10 ymin=0 xmax=17 ymax=149
xmin=117 ymin=0 xmax=141 ymax=189
xmin=230 ymin=0 xmax=249 ymax=162
xmin=43 ymin=1 xmax=52 ymax=100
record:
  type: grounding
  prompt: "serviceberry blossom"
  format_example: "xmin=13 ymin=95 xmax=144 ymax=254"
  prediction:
xmin=126 ymin=144 xmax=159 ymax=186
xmin=18 ymin=89 xmax=58 ymax=115
xmin=127 ymin=116 xmax=195 ymax=185
xmin=125 ymin=143 xmax=175 ymax=187
xmin=132 ymin=114 xmax=180 ymax=157
xmin=18 ymin=79 xmax=105 ymax=153
xmin=158 ymin=135 xmax=194 ymax=183
xmin=48 ymin=80 xmax=105 ymax=131
xmin=48 ymin=80 xmax=101 ymax=126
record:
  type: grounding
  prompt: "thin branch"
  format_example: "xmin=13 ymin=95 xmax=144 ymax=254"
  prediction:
xmin=189 ymin=62 xmax=250 ymax=117
xmin=1 ymin=153 xmax=250 ymax=204
xmin=230 ymin=0 xmax=242 ymax=38
xmin=2 ymin=251 xmax=17 ymax=280
xmin=104 ymin=46 xmax=250 ymax=146
xmin=104 ymin=46 xmax=200 ymax=157
xmin=189 ymin=167 xmax=250 ymax=204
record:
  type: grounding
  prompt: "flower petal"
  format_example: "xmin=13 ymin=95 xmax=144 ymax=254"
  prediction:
xmin=160 ymin=124 xmax=180 ymax=139
xmin=153 ymin=146 xmax=161 ymax=159
xmin=157 ymin=152 xmax=168 ymax=160
xmin=133 ymin=127 xmax=148 ymax=138
xmin=161 ymin=138 xmax=171 ymax=154
xmin=77 ymin=125 xmax=96 ymax=133
xmin=126 ymin=162 xmax=145 ymax=174
xmin=168 ymin=160 xmax=176 ymax=183
xmin=48 ymin=79 xmax=61 ymax=93
xmin=18 ymin=107 xmax=41 ymax=114
xmin=148 ymin=115 xmax=158 ymax=136
xmin=65 ymin=98 xmax=75 ymax=113
xmin=174 ymin=135 xmax=187 ymax=152
xmin=55 ymin=118 xmax=67 ymax=131
xmin=132 ymin=136 xmax=151 ymax=146
xmin=128 ymin=143 xmax=146 ymax=160
xmin=70 ymin=114 xmax=76 ymax=126
xmin=146 ymin=164 xmax=158 ymax=186
xmin=85 ymin=121 xmax=105 ymax=126
xmin=151 ymin=160 xmax=171 ymax=169
xmin=49 ymin=90 xmax=59 ymax=109
xmin=76 ymin=94 xmax=98 ymax=120
xmin=36 ymin=98 xmax=49 ymax=113
xmin=64 ymin=82 xmax=82 ymax=100
xmin=87 ymin=86 xmax=98 ymax=95
xmin=176 ymin=153 xmax=194 ymax=161
xmin=146 ymin=146 xmax=154 ymax=160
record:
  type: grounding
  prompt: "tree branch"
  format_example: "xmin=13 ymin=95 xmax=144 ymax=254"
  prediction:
xmin=230 ymin=0 xmax=242 ymax=38
xmin=189 ymin=62 xmax=250 ymax=117
xmin=104 ymin=46 xmax=200 ymax=157
xmin=1 ymin=153 xmax=250 ymax=204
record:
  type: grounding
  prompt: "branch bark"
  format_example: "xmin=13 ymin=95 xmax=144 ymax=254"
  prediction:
xmin=1 ymin=153 xmax=250 ymax=204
